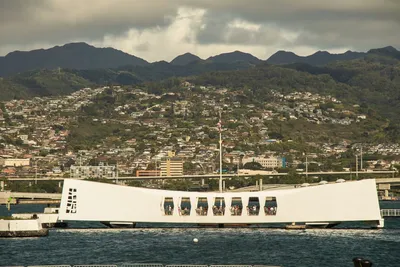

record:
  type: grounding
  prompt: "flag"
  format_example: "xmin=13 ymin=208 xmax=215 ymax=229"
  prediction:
xmin=217 ymin=119 xmax=222 ymax=132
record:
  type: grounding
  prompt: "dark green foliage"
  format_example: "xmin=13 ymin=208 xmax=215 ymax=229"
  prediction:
xmin=0 ymin=61 xmax=261 ymax=100
xmin=0 ymin=69 xmax=93 ymax=100
xmin=243 ymin=161 xmax=263 ymax=170
xmin=6 ymin=181 xmax=62 ymax=193
xmin=368 ymin=46 xmax=400 ymax=60
xmin=0 ymin=46 xmax=400 ymax=145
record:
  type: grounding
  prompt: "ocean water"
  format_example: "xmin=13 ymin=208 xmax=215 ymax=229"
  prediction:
xmin=0 ymin=202 xmax=399 ymax=267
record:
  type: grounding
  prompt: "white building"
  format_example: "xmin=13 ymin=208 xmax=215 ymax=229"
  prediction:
xmin=59 ymin=179 xmax=384 ymax=228
xmin=242 ymin=156 xmax=283 ymax=168
xmin=0 ymin=157 xmax=30 ymax=167
xmin=69 ymin=163 xmax=116 ymax=179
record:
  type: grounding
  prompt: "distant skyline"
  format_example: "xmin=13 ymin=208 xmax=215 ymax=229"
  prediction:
xmin=1 ymin=0 xmax=399 ymax=61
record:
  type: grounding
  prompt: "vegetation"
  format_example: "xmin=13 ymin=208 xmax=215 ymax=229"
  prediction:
xmin=0 ymin=48 xmax=398 ymax=132
xmin=5 ymin=181 xmax=62 ymax=193
xmin=0 ymin=42 xmax=149 ymax=76
xmin=0 ymin=69 xmax=93 ymax=100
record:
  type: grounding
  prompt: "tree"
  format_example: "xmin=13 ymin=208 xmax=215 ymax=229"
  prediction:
xmin=243 ymin=161 xmax=263 ymax=170
xmin=15 ymin=138 xmax=23 ymax=146
xmin=184 ymin=162 xmax=197 ymax=174
xmin=269 ymin=132 xmax=283 ymax=140
xmin=39 ymin=150 xmax=48 ymax=157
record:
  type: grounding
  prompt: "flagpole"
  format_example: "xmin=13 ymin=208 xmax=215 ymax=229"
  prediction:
xmin=219 ymin=111 xmax=223 ymax=193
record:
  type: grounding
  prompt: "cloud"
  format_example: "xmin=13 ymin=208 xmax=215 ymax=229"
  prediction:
xmin=0 ymin=0 xmax=180 ymax=46
xmin=0 ymin=0 xmax=399 ymax=60
xmin=191 ymin=0 xmax=400 ymax=51
xmin=94 ymin=7 xmax=281 ymax=62
xmin=196 ymin=16 xmax=292 ymax=46
xmin=134 ymin=42 xmax=151 ymax=52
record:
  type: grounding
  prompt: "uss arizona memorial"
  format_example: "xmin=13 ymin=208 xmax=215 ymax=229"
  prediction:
xmin=59 ymin=178 xmax=384 ymax=228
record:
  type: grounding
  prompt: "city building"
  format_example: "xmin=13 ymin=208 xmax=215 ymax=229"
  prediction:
xmin=160 ymin=152 xmax=183 ymax=176
xmin=0 ymin=157 xmax=30 ymax=167
xmin=242 ymin=156 xmax=283 ymax=169
xmin=69 ymin=162 xmax=116 ymax=179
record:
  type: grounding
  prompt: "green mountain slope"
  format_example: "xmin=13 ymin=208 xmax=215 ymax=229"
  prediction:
xmin=0 ymin=69 xmax=93 ymax=100
xmin=0 ymin=48 xmax=399 ymax=142
xmin=170 ymin=53 xmax=203 ymax=65
xmin=266 ymin=50 xmax=365 ymax=65
xmin=188 ymin=54 xmax=400 ymax=139
xmin=0 ymin=42 xmax=149 ymax=77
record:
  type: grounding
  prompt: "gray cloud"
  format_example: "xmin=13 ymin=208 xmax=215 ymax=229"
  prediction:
xmin=0 ymin=0 xmax=399 ymax=58
xmin=135 ymin=42 xmax=150 ymax=52
xmin=0 ymin=0 xmax=180 ymax=50
xmin=186 ymin=0 xmax=400 ymax=23
xmin=195 ymin=11 xmax=288 ymax=46
xmin=0 ymin=0 xmax=47 ymax=22
xmin=189 ymin=0 xmax=400 ymax=50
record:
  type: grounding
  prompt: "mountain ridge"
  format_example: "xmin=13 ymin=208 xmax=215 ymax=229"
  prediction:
xmin=1 ymin=48 xmax=399 ymax=140
xmin=170 ymin=53 xmax=203 ymax=65
xmin=0 ymin=42 xmax=149 ymax=77
xmin=1 ymin=42 xmax=399 ymax=77
xmin=206 ymin=50 xmax=262 ymax=64
xmin=266 ymin=49 xmax=367 ymax=66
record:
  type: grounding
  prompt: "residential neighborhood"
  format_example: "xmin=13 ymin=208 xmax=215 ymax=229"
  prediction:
xmin=0 ymin=84 xmax=398 ymax=183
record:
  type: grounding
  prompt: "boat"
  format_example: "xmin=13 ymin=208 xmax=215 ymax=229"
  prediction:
xmin=58 ymin=178 xmax=384 ymax=229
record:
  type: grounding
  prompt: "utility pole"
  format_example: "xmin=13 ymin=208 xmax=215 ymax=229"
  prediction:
xmin=116 ymin=161 xmax=119 ymax=184
xmin=356 ymin=154 xmax=358 ymax=179
xmin=305 ymin=153 xmax=308 ymax=179
xmin=35 ymin=158 xmax=37 ymax=185
xmin=360 ymin=145 xmax=363 ymax=171
xmin=218 ymin=111 xmax=223 ymax=193
xmin=237 ymin=156 xmax=240 ymax=176
xmin=350 ymin=162 xmax=352 ymax=180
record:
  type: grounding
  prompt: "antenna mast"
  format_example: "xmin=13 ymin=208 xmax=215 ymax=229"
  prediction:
xmin=218 ymin=111 xmax=223 ymax=193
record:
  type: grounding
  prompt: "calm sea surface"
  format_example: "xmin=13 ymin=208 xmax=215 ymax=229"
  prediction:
xmin=0 ymin=202 xmax=399 ymax=267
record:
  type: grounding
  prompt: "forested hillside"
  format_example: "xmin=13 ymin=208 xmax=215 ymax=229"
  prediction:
xmin=0 ymin=46 xmax=399 ymax=140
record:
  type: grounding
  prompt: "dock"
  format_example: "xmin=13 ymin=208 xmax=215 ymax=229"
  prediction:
xmin=11 ymin=207 xmax=66 ymax=228
xmin=0 ymin=219 xmax=49 ymax=238
xmin=0 ymin=191 xmax=61 ymax=209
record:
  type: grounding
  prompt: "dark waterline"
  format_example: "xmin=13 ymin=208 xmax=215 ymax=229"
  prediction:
xmin=0 ymin=202 xmax=399 ymax=267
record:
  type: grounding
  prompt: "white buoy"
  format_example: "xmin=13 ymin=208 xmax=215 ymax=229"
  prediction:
xmin=193 ymin=238 xmax=199 ymax=243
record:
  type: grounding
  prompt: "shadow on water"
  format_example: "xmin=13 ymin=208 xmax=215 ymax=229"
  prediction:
xmin=2 ymin=203 xmax=400 ymax=230
xmin=1 ymin=202 xmax=399 ymax=266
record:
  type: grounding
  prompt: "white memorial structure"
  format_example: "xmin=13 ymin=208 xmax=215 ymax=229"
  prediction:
xmin=59 ymin=178 xmax=384 ymax=228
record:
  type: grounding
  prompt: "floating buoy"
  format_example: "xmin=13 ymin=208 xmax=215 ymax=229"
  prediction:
xmin=193 ymin=238 xmax=199 ymax=243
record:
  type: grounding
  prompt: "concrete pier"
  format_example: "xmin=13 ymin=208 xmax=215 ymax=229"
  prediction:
xmin=0 ymin=191 xmax=61 ymax=206
xmin=0 ymin=219 xmax=49 ymax=238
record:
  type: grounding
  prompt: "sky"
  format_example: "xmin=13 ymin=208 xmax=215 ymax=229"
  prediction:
xmin=0 ymin=0 xmax=399 ymax=62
